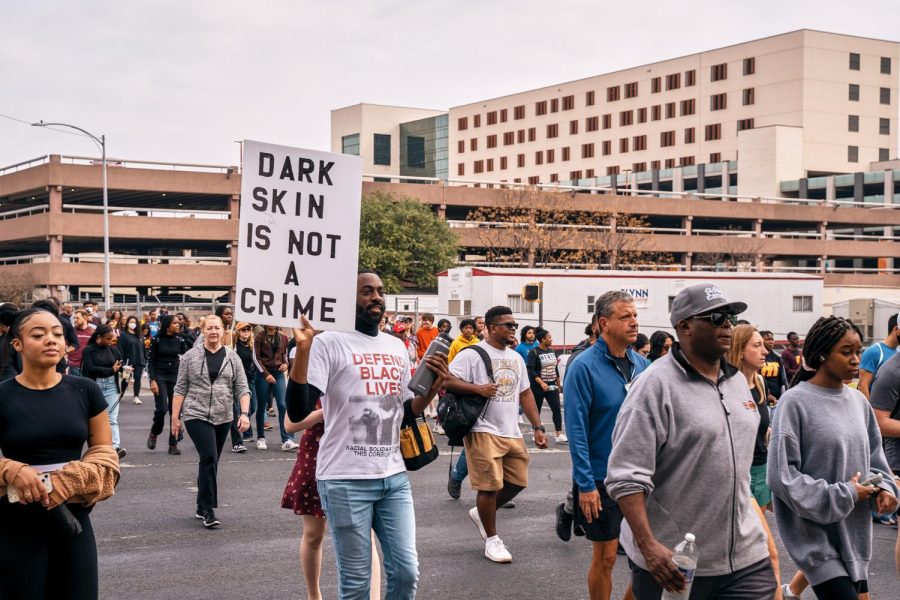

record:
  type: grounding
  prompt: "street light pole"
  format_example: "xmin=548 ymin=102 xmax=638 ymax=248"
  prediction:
xmin=32 ymin=121 xmax=111 ymax=309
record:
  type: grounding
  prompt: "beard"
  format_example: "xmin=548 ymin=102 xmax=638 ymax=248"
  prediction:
xmin=356 ymin=301 xmax=385 ymax=327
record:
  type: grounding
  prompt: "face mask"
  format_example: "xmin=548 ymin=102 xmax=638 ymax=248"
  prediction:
xmin=128 ymin=323 xmax=137 ymax=330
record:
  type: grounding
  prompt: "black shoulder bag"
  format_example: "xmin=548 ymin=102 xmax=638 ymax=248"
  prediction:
xmin=437 ymin=345 xmax=495 ymax=447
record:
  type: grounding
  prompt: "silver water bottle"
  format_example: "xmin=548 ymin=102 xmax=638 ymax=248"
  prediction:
xmin=407 ymin=333 xmax=452 ymax=396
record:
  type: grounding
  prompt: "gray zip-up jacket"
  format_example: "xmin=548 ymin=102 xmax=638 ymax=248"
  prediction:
xmin=605 ymin=346 xmax=769 ymax=577
xmin=767 ymin=381 xmax=898 ymax=586
xmin=174 ymin=345 xmax=250 ymax=426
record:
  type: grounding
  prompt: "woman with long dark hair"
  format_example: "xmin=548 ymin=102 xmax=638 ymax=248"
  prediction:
xmin=118 ymin=315 xmax=147 ymax=406
xmin=768 ymin=316 xmax=899 ymax=599
xmin=147 ymin=314 xmax=188 ymax=455
xmin=0 ymin=302 xmax=21 ymax=382
xmin=0 ymin=308 xmax=119 ymax=599
xmin=82 ymin=324 xmax=126 ymax=459
xmin=646 ymin=330 xmax=673 ymax=362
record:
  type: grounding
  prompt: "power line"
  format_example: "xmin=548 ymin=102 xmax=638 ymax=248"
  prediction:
xmin=0 ymin=112 xmax=91 ymax=138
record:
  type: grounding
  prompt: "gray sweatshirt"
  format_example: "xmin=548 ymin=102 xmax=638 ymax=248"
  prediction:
xmin=605 ymin=347 xmax=769 ymax=577
xmin=767 ymin=381 xmax=898 ymax=586
xmin=174 ymin=345 xmax=250 ymax=426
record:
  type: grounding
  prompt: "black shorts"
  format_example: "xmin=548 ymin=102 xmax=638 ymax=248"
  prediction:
xmin=573 ymin=480 xmax=622 ymax=542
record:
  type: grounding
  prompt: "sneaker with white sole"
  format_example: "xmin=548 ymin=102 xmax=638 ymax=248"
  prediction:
xmin=469 ymin=506 xmax=487 ymax=541
xmin=202 ymin=510 xmax=221 ymax=528
xmin=282 ymin=440 xmax=299 ymax=451
xmin=781 ymin=583 xmax=801 ymax=600
xmin=484 ymin=536 xmax=512 ymax=563
xmin=133 ymin=397 xmax=142 ymax=405
xmin=256 ymin=438 xmax=267 ymax=451
xmin=555 ymin=433 xmax=568 ymax=444
xmin=231 ymin=444 xmax=247 ymax=453
xmin=432 ymin=423 xmax=445 ymax=435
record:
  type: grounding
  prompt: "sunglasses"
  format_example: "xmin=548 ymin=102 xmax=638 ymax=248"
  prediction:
xmin=692 ymin=312 xmax=738 ymax=327
xmin=494 ymin=322 xmax=519 ymax=331
xmin=238 ymin=327 xmax=252 ymax=332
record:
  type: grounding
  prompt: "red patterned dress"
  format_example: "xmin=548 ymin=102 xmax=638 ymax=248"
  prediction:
xmin=280 ymin=420 xmax=325 ymax=518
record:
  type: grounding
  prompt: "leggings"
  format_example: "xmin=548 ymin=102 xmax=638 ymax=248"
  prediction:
xmin=151 ymin=378 xmax=178 ymax=447
xmin=0 ymin=502 xmax=98 ymax=599
xmin=811 ymin=577 xmax=867 ymax=599
xmin=532 ymin=387 xmax=562 ymax=431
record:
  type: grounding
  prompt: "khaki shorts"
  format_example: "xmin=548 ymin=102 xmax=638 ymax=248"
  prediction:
xmin=464 ymin=431 xmax=529 ymax=491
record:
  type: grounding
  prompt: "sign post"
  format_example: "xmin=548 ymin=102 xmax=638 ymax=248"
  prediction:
xmin=234 ymin=140 xmax=362 ymax=331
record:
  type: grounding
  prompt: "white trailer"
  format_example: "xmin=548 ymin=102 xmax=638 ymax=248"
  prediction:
xmin=438 ymin=267 xmax=824 ymax=347
xmin=832 ymin=298 xmax=900 ymax=344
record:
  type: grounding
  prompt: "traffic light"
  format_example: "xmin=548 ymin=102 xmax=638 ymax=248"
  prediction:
xmin=523 ymin=283 xmax=541 ymax=302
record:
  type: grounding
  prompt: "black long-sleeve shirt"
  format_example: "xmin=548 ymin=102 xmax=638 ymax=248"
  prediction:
xmin=147 ymin=334 xmax=187 ymax=382
xmin=82 ymin=344 xmax=123 ymax=381
xmin=117 ymin=331 xmax=146 ymax=367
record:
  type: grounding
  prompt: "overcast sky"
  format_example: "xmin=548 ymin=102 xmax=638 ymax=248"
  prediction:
xmin=1 ymin=0 xmax=897 ymax=168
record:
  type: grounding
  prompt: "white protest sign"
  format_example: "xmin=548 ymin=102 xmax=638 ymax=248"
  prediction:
xmin=235 ymin=140 xmax=362 ymax=331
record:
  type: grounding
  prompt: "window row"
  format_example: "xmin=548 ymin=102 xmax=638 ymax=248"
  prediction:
xmin=848 ymin=115 xmax=892 ymax=135
xmin=848 ymin=84 xmax=891 ymax=104
xmin=848 ymin=146 xmax=892 ymax=163
xmin=849 ymin=53 xmax=892 ymax=74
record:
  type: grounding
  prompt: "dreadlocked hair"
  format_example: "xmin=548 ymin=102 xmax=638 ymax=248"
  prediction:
xmin=790 ymin=315 xmax=862 ymax=388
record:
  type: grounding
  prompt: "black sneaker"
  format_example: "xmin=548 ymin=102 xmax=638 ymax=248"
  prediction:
xmin=202 ymin=511 xmax=220 ymax=528
xmin=501 ymin=501 xmax=515 ymax=509
xmin=573 ymin=523 xmax=585 ymax=537
xmin=555 ymin=502 xmax=573 ymax=542
xmin=447 ymin=473 xmax=461 ymax=500
xmin=195 ymin=509 xmax=204 ymax=520
xmin=116 ymin=447 xmax=127 ymax=460
xmin=168 ymin=445 xmax=181 ymax=456
xmin=147 ymin=433 xmax=157 ymax=450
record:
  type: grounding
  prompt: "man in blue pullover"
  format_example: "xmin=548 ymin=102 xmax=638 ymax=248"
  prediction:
xmin=565 ymin=290 xmax=649 ymax=600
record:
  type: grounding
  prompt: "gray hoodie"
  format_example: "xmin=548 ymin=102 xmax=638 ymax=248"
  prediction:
xmin=174 ymin=345 xmax=250 ymax=426
xmin=767 ymin=381 xmax=898 ymax=586
xmin=605 ymin=346 xmax=769 ymax=577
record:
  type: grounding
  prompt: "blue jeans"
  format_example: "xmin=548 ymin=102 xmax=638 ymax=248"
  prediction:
xmin=68 ymin=366 xmax=82 ymax=378
xmin=254 ymin=371 xmax=291 ymax=443
xmin=97 ymin=376 xmax=120 ymax=447
xmin=451 ymin=447 xmax=468 ymax=482
xmin=318 ymin=473 xmax=418 ymax=600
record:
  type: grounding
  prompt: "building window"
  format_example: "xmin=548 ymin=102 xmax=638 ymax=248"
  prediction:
xmin=665 ymin=102 xmax=676 ymax=118
xmin=665 ymin=73 xmax=681 ymax=90
xmin=709 ymin=152 xmax=721 ymax=163
xmin=407 ymin=136 xmax=426 ymax=168
xmin=620 ymin=110 xmax=634 ymax=126
xmin=503 ymin=131 xmax=515 ymax=146
xmin=551 ymin=98 xmax=559 ymax=113
xmin=547 ymin=123 xmax=559 ymax=138
xmin=500 ymin=156 xmax=508 ymax=170
xmin=680 ymin=156 xmax=695 ymax=167
xmin=651 ymin=105 xmax=661 ymax=121
xmin=710 ymin=63 xmax=728 ymax=82
xmin=562 ymin=95 xmax=575 ymax=110
xmin=743 ymin=88 xmax=755 ymax=106
xmin=341 ymin=133 xmax=360 ymax=156
xmin=711 ymin=93 xmax=727 ymax=111
xmin=473 ymin=160 xmax=484 ymax=174
xmin=792 ymin=296 xmax=813 ymax=312
xmin=570 ymin=170 xmax=583 ymax=181
xmin=527 ymin=176 xmax=540 ymax=185
xmin=684 ymin=127 xmax=696 ymax=144
xmin=705 ymin=124 xmax=721 ymax=141
xmin=848 ymin=115 xmax=859 ymax=132
xmin=633 ymin=162 xmax=647 ymax=173
xmin=880 ymin=148 xmax=890 ymax=161
xmin=517 ymin=129 xmax=525 ymax=143
xmin=486 ymin=111 xmax=498 ymax=125
xmin=651 ymin=160 xmax=661 ymax=170
xmin=547 ymin=149 xmax=555 ymax=163
xmin=619 ymin=138 xmax=629 ymax=153
xmin=881 ymin=87 xmax=891 ymax=105
xmin=486 ymin=134 xmax=497 ymax=149
xmin=470 ymin=138 xmax=477 ymax=151
xmin=528 ymin=128 xmax=537 ymax=142
xmin=473 ymin=114 xmax=481 ymax=128
xmin=562 ymin=147 xmax=571 ymax=161
xmin=633 ymin=135 xmax=647 ymax=151
xmin=535 ymin=151 xmax=543 ymax=165
xmin=517 ymin=154 xmax=525 ymax=168
xmin=458 ymin=117 xmax=468 ymax=131
xmin=513 ymin=178 xmax=521 ymax=183
xmin=638 ymin=107 xmax=647 ymax=123
xmin=486 ymin=158 xmax=494 ymax=172
xmin=849 ymin=84 xmax=860 ymax=101
xmin=500 ymin=109 xmax=508 ymax=123
xmin=737 ymin=118 xmax=755 ymax=132
xmin=373 ymin=134 xmax=391 ymax=165
xmin=880 ymin=118 xmax=890 ymax=135
xmin=685 ymin=69 xmax=696 ymax=86
xmin=536 ymin=100 xmax=548 ymax=116
xmin=743 ymin=57 xmax=756 ymax=75
xmin=882 ymin=57 xmax=892 ymax=75
xmin=665 ymin=158 xmax=675 ymax=168
xmin=680 ymin=99 xmax=695 ymax=116
xmin=601 ymin=140 xmax=611 ymax=156
xmin=457 ymin=163 xmax=464 ymax=176
xmin=849 ymin=52 xmax=860 ymax=70
xmin=607 ymin=86 xmax=621 ymax=102
xmin=660 ymin=130 xmax=676 ymax=147
xmin=651 ymin=77 xmax=661 ymax=93
xmin=602 ymin=114 xmax=612 ymax=129
xmin=514 ymin=105 xmax=525 ymax=120
xmin=582 ymin=143 xmax=595 ymax=159
xmin=569 ymin=120 xmax=579 ymax=135
xmin=457 ymin=140 xmax=465 ymax=153
xmin=585 ymin=168 xmax=595 ymax=178
xmin=586 ymin=90 xmax=596 ymax=106
xmin=848 ymin=146 xmax=858 ymax=163
xmin=606 ymin=166 xmax=620 ymax=176
xmin=586 ymin=116 xmax=599 ymax=132
xmin=586 ymin=295 xmax=595 ymax=313
xmin=549 ymin=173 xmax=558 ymax=182
xmin=625 ymin=82 xmax=639 ymax=98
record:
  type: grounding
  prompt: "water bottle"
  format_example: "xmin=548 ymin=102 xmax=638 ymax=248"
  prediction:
xmin=661 ymin=533 xmax=698 ymax=600
xmin=407 ymin=333 xmax=453 ymax=396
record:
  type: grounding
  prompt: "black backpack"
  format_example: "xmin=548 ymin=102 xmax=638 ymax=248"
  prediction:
xmin=437 ymin=345 xmax=494 ymax=446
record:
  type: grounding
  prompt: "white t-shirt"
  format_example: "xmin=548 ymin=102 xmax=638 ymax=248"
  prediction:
xmin=307 ymin=330 xmax=414 ymax=480
xmin=448 ymin=340 xmax=530 ymax=439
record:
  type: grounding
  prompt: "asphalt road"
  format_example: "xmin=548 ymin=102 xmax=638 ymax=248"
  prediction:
xmin=94 ymin=392 xmax=900 ymax=599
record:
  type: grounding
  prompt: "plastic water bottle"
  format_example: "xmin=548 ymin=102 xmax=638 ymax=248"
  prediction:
xmin=661 ymin=533 xmax=698 ymax=600
xmin=407 ymin=333 xmax=452 ymax=396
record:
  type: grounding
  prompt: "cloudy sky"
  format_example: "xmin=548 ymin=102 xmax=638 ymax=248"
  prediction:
xmin=1 ymin=0 xmax=897 ymax=167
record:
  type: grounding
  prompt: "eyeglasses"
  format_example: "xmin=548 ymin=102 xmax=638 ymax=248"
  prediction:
xmin=494 ymin=322 xmax=519 ymax=331
xmin=692 ymin=312 xmax=738 ymax=327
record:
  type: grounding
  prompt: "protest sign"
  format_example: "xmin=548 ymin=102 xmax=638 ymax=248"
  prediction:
xmin=234 ymin=140 xmax=362 ymax=331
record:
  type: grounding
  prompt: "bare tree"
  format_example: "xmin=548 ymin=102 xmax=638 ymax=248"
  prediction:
xmin=0 ymin=272 xmax=32 ymax=306
xmin=692 ymin=226 xmax=764 ymax=270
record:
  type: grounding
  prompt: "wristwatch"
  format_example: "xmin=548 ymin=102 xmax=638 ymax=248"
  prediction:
xmin=532 ymin=425 xmax=546 ymax=433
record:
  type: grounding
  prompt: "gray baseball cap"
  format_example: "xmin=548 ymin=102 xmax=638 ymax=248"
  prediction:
xmin=669 ymin=283 xmax=748 ymax=327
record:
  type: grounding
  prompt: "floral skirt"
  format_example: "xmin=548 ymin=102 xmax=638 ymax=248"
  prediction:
xmin=280 ymin=421 xmax=325 ymax=518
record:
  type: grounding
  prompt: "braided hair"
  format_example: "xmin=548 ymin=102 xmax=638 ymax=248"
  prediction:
xmin=790 ymin=315 xmax=862 ymax=388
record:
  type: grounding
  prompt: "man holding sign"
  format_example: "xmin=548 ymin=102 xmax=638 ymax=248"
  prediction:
xmin=287 ymin=271 xmax=448 ymax=600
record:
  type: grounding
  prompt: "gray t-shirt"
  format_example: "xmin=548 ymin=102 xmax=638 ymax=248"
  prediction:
xmin=869 ymin=351 xmax=900 ymax=472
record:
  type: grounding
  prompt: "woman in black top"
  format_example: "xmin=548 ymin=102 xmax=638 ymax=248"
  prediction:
xmin=147 ymin=315 xmax=188 ymax=454
xmin=0 ymin=308 xmax=115 ymax=600
xmin=526 ymin=329 xmax=566 ymax=443
xmin=230 ymin=322 xmax=258 ymax=451
xmin=0 ymin=302 xmax=21 ymax=382
xmin=82 ymin=325 xmax=125 ymax=459
xmin=118 ymin=315 xmax=146 ymax=406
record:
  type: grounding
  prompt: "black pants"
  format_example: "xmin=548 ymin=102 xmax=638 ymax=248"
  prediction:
xmin=184 ymin=419 xmax=231 ymax=513
xmin=131 ymin=365 xmax=144 ymax=396
xmin=0 ymin=501 xmax=97 ymax=599
xmin=533 ymin=387 xmax=562 ymax=431
xmin=151 ymin=378 xmax=177 ymax=446
xmin=630 ymin=557 xmax=775 ymax=599
xmin=811 ymin=577 xmax=867 ymax=599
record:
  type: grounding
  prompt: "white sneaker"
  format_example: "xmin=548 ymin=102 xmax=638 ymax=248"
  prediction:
xmin=282 ymin=440 xmax=299 ymax=451
xmin=517 ymin=413 xmax=526 ymax=424
xmin=256 ymin=438 xmax=267 ymax=450
xmin=484 ymin=536 xmax=512 ymax=563
xmin=781 ymin=583 xmax=801 ymax=600
xmin=469 ymin=506 xmax=487 ymax=541
xmin=556 ymin=433 xmax=568 ymax=444
xmin=432 ymin=423 xmax=445 ymax=435
xmin=133 ymin=397 xmax=142 ymax=405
